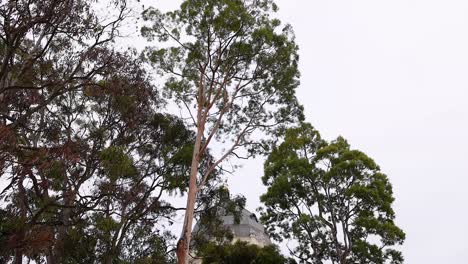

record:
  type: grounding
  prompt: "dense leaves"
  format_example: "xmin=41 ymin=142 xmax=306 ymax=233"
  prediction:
xmin=260 ymin=123 xmax=405 ymax=264
xmin=199 ymin=241 xmax=292 ymax=264
xmin=142 ymin=0 xmax=303 ymax=147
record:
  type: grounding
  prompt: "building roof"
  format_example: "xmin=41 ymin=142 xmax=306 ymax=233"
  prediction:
xmin=194 ymin=208 xmax=272 ymax=247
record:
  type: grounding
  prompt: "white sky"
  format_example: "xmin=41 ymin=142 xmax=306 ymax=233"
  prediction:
xmin=130 ymin=0 xmax=468 ymax=262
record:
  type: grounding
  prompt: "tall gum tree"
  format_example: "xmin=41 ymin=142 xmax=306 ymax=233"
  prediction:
xmin=141 ymin=0 xmax=303 ymax=262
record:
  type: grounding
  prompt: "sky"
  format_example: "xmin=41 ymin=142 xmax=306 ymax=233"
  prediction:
xmin=131 ymin=1 xmax=468 ymax=263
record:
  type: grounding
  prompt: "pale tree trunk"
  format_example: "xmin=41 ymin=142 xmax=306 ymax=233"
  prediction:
xmin=177 ymin=72 xmax=207 ymax=262
xmin=176 ymin=67 xmax=243 ymax=263
xmin=177 ymin=122 xmax=204 ymax=264
xmin=177 ymin=136 xmax=201 ymax=264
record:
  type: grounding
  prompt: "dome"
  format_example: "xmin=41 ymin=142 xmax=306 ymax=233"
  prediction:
xmin=193 ymin=208 xmax=272 ymax=247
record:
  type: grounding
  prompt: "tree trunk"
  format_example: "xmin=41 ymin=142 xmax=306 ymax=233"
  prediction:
xmin=104 ymin=253 xmax=114 ymax=264
xmin=13 ymin=249 xmax=22 ymax=264
xmin=177 ymin=118 xmax=204 ymax=264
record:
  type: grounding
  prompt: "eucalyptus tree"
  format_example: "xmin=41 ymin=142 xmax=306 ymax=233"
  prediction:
xmin=0 ymin=0 xmax=198 ymax=263
xmin=141 ymin=1 xmax=303 ymax=261
xmin=260 ymin=123 xmax=405 ymax=264
xmin=0 ymin=0 xmax=135 ymax=262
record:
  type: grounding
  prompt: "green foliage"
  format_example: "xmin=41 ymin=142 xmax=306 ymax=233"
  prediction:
xmin=100 ymin=146 xmax=137 ymax=181
xmin=199 ymin=241 xmax=291 ymax=264
xmin=192 ymin=187 xmax=246 ymax=248
xmin=260 ymin=123 xmax=405 ymax=264
xmin=43 ymin=160 xmax=67 ymax=190
xmin=61 ymin=225 xmax=98 ymax=264
xmin=142 ymin=0 xmax=304 ymax=156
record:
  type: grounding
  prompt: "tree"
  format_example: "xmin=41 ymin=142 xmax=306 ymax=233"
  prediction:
xmin=260 ymin=123 xmax=405 ymax=264
xmin=141 ymin=0 xmax=303 ymax=262
xmin=199 ymin=240 xmax=292 ymax=264
xmin=0 ymin=1 xmax=207 ymax=263
xmin=0 ymin=1 xmax=136 ymax=262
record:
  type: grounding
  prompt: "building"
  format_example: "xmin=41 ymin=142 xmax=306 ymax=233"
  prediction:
xmin=190 ymin=208 xmax=272 ymax=263
xmin=218 ymin=208 xmax=271 ymax=247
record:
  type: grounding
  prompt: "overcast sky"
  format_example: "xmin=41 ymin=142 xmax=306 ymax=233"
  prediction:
xmin=134 ymin=1 xmax=468 ymax=263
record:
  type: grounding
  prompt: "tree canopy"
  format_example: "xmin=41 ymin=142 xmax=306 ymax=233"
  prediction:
xmin=199 ymin=241 xmax=292 ymax=264
xmin=260 ymin=123 xmax=405 ymax=264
